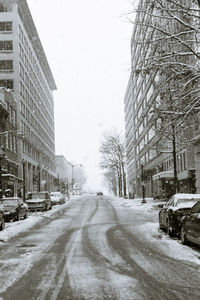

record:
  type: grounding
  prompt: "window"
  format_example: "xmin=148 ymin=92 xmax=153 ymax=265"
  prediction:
xmin=0 ymin=41 xmax=12 ymax=51
xmin=0 ymin=60 xmax=13 ymax=71
xmin=0 ymin=22 xmax=12 ymax=32
xmin=0 ymin=79 xmax=13 ymax=90
xmin=0 ymin=4 xmax=12 ymax=12
xmin=148 ymin=127 xmax=155 ymax=141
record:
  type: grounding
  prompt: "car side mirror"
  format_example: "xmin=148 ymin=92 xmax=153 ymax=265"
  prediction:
xmin=158 ymin=204 xmax=164 ymax=208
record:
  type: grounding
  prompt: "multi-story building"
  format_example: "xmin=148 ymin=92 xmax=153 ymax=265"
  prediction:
xmin=125 ymin=0 xmax=197 ymax=199
xmin=0 ymin=0 xmax=57 ymax=195
xmin=124 ymin=76 xmax=135 ymax=198
xmin=0 ymin=86 xmax=19 ymax=197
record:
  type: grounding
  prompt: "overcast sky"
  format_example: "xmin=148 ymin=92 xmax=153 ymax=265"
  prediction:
xmin=27 ymin=0 xmax=134 ymax=191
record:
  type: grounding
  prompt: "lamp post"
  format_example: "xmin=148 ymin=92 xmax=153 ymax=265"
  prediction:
xmin=0 ymin=146 xmax=5 ymax=199
xmin=22 ymin=159 xmax=25 ymax=201
xmin=141 ymin=164 xmax=147 ymax=204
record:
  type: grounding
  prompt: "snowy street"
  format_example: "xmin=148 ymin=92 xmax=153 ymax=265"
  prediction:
xmin=1 ymin=195 xmax=200 ymax=299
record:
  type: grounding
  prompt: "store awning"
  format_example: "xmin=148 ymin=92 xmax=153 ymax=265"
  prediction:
xmin=153 ymin=171 xmax=174 ymax=181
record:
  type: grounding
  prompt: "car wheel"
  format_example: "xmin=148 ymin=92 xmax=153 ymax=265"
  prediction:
xmin=167 ymin=219 xmax=174 ymax=237
xmin=159 ymin=215 xmax=163 ymax=230
xmin=0 ymin=218 xmax=5 ymax=230
xmin=181 ymin=226 xmax=188 ymax=245
xmin=15 ymin=213 xmax=20 ymax=222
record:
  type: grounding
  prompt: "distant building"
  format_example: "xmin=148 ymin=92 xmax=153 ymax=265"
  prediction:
xmin=0 ymin=1 xmax=57 ymax=194
xmin=55 ymin=156 xmax=72 ymax=193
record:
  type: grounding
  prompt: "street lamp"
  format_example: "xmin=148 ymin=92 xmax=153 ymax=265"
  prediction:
xmin=22 ymin=159 xmax=26 ymax=201
xmin=141 ymin=164 xmax=147 ymax=204
xmin=0 ymin=146 xmax=5 ymax=199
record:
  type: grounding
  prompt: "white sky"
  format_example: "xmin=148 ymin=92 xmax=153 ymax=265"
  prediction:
xmin=27 ymin=0 xmax=134 ymax=191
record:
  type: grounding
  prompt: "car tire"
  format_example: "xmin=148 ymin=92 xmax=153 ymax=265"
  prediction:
xmin=0 ymin=218 xmax=5 ymax=230
xmin=181 ymin=226 xmax=188 ymax=245
xmin=15 ymin=213 xmax=20 ymax=222
xmin=167 ymin=219 xmax=174 ymax=237
xmin=159 ymin=215 xmax=163 ymax=230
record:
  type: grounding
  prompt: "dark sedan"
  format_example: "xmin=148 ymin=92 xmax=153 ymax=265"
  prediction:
xmin=181 ymin=201 xmax=200 ymax=246
xmin=0 ymin=197 xmax=28 ymax=222
xmin=159 ymin=193 xmax=200 ymax=237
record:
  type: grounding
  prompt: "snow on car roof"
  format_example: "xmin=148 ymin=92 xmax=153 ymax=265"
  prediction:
xmin=174 ymin=193 xmax=200 ymax=200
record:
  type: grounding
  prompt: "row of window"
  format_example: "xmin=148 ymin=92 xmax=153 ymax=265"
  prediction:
xmin=18 ymin=26 xmax=54 ymax=108
xmin=0 ymin=132 xmax=17 ymax=153
xmin=0 ymin=21 xmax=12 ymax=32
xmin=0 ymin=3 xmax=12 ymax=12
xmin=20 ymin=82 xmax=54 ymax=140
xmin=0 ymin=40 xmax=12 ymax=51
xmin=19 ymin=45 xmax=54 ymax=124
xmin=0 ymin=80 xmax=13 ymax=90
xmin=20 ymin=104 xmax=54 ymax=151
xmin=7 ymin=103 xmax=17 ymax=127
xmin=21 ymin=139 xmax=54 ymax=164
xmin=0 ymin=60 xmax=13 ymax=71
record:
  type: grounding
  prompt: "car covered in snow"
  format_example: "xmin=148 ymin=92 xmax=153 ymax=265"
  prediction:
xmin=181 ymin=201 xmax=200 ymax=246
xmin=25 ymin=191 xmax=52 ymax=211
xmin=50 ymin=192 xmax=65 ymax=205
xmin=159 ymin=193 xmax=200 ymax=237
xmin=0 ymin=197 xmax=28 ymax=222
xmin=0 ymin=207 xmax=5 ymax=230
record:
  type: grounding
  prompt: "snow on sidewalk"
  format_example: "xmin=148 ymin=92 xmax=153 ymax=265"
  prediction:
xmin=111 ymin=196 xmax=200 ymax=265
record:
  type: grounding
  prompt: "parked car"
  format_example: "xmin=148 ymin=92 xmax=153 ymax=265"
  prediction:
xmin=97 ymin=192 xmax=103 ymax=196
xmin=0 ymin=207 xmax=5 ymax=230
xmin=25 ymin=191 xmax=52 ymax=211
xmin=181 ymin=201 xmax=200 ymax=246
xmin=159 ymin=193 xmax=200 ymax=237
xmin=0 ymin=197 xmax=28 ymax=222
xmin=50 ymin=192 xmax=65 ymax=205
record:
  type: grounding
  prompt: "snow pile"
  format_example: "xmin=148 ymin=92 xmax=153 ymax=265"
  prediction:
xmin=113 ymin=196 xmax=200 ymax=265
xmin=113 ymin=197 xmax=164 ymax=214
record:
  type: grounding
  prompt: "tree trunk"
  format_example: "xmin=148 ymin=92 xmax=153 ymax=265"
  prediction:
xmin=172 ymin=124 xmax=179 ymax=194
xmin=121 ymin=161 xmax=127 ymax=197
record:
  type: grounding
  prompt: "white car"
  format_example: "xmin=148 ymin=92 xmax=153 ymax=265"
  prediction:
xmin=50 ymin=192 xmax=65 ymax=205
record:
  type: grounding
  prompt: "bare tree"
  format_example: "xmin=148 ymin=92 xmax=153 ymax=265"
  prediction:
xmin=99 ymin=129 xmax=126 ymax=197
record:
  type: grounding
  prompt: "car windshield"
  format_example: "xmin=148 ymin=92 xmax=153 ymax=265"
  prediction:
xmin=177 ymin=198 xmax=200 ymax=206
xmin=50 ymin=193 xmax=61 ymax=197
xmin=27 ymin=193 xmax=46 ymax=199
xmin=0 ymin=199 xmax=18 ymax=206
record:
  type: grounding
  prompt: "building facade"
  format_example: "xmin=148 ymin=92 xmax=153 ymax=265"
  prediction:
xmin=55 ymin=156 xmax=72 ymax=194
xmin=0 ymin=86 xmax=20 ymax=197
xmin=125 ymin=0 xmax=197 ymax=199
xmin=0 ymin=0 xmax=57 ymax=195
xmin=124 ymin=76 xmax=135 ymax=198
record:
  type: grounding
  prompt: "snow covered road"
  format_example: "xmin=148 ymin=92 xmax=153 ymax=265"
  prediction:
xmin=0 ymin=195 xmax=200 ymax=299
